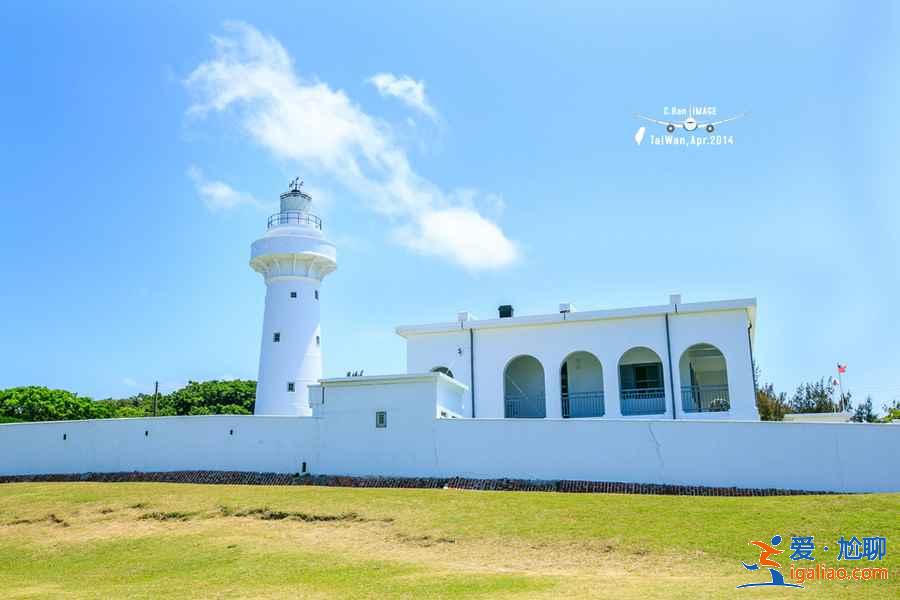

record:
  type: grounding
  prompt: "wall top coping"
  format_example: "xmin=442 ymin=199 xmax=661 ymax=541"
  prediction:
xmin=396 ymin=298 xmax=757 ymax=337
xmin=318 ymin=371 xmax=469 ymax=391
xmin=0 ymin=414 xmax=308 ymax=427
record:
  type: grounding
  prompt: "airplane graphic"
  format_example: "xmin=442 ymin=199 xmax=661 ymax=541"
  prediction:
xmin=635 ymin=111 xmax=747 ymax=133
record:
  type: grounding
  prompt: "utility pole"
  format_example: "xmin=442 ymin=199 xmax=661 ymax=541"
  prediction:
xmin=153 ymin=381 xmax=159 ymax=417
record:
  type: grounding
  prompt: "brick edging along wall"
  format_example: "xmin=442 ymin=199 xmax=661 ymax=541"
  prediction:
xmin=0 ymin=471 xmax=832 ymax=496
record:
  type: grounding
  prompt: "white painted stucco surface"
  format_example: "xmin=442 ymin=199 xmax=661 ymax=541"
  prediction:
xmin=402 ymin=303 xmax=758 ymax=421
xmin=250 ymin=203 xmax=336 ymax=417
xmin=2 ymin=374 xmax=898 ymax=493
xmin=1 ymin=415 xmax=316 ymax=476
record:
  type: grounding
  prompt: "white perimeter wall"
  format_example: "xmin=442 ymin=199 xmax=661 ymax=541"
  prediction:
xmin=305 ymin=379 xmax=899 ymax=492
xmin=1 ymin=379 xmax=898 ymax=493
xmin=431 ymin=420 xmax=900 ymax=493
xmin=1 ymin=416 xmax=316 ymax=476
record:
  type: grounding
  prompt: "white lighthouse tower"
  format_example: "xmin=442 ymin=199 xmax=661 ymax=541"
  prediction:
xmin=250 ymin=178 xmax=337 ymax=415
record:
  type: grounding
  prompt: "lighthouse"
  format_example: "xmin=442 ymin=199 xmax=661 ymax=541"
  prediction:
xmin=250 ymin=179 xmax=337 ymax=415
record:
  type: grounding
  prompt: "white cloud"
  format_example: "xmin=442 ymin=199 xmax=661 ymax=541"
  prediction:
xmin=122 ymin=377 xmax=139 ymax=388
xmin=187 ymin=165 xmax=267 ymax=212
xmin=185 ymin=22 xmax=518 ymax=270
xmin=368 ymin=73 xmax=439 ymax=121
xmin=393 ymin=208 xmax=518 ymax=270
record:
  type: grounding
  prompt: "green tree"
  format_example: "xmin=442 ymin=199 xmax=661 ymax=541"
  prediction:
xmin=96 ymin=392 xmax=176 ymax=418
xmin=169 ymin=380 xmax=256 ymax=416
xmin=880 ymin=400 xmax=900 ymax=423
xmin=789 ymin=378 xmax=841 ymax=413
xmin=0 ymin=386 xmax=101 ymax=421
xmin=756 ymin=383 xmax=787 ymax=421
xmin=0 ymin=381 xmax=256 ymax=422
xmin=851 ymin=396 xmax=878 ymax=423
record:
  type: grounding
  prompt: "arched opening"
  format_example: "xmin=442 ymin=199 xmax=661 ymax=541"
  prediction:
xmin=560 ymin=351 xmax=604 ymax=418
xmin=504 ymin=355 xmax=546 ymax=418
xmin=618 ymin=347 xmax=666 ymax=415
xmin=431 ymin=366 xmax=454 ymax=379
xmin=679 ymin=343 xmax=729 ymax=412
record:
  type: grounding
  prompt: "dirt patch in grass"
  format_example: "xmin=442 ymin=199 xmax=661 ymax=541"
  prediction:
xmin=6 ymin=513 xmax=70 ymax=527
xmin=47 ymin=513 xmax=69 ymax=527
xmin=219 ymin=516 xmax=667 ymax=581
xmin=130 ymin=504 xmax=385 ymax=526
xmin=218 ymin=505 xmax=374 ymax=523
xmin=394 ymin=533 xmax=456 ymax=547
xmin=138 ymin=511 xmax=196 ymax=522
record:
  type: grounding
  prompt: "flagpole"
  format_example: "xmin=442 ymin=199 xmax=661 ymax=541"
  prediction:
xmin=836 ymin=364 xmax=846 ymax=412
xmin=837 ymin=372 xmax=843 ymax=412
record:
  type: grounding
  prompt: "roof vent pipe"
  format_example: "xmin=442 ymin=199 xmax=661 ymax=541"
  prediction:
xmin=498 ymin=305 xmax=514 ymax=319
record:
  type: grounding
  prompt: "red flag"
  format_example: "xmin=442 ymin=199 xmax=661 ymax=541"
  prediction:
xmin=837 ymin=363 xmax=847 ymax=374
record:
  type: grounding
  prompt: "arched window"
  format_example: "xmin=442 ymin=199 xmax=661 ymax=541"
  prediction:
xmin=560 ymin=351 xmax=604 ymax=417
xmin=431 ymin=366 xmax=454 ymax=379
xmin=618 ymin=347 xmax=666 ymax=415
xmin=679 ymin=343 xmax=729 ymax=412
xmin=504 ymin=355 xmax=546 ymax=418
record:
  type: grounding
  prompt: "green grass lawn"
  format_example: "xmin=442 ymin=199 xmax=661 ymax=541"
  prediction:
xmin=0 ymin=483 xmax=896 ymax=598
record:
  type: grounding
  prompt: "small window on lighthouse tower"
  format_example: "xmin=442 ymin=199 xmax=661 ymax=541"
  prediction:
xmin=290 ymin=291 xmax=297 ymax=298
xmin=287 ymin=382 xmax=295 ymax=392
xmin=316 ymin=335 xmax=320 ymax=346
xmin=273 ymin=332 xmax=281 ymax=343
xmin=315 ymin=290 xmax=319 ymax=300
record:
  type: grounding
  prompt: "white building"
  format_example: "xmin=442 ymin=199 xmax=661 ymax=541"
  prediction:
xmin=398 ymin=297 xmax=759 ymax=421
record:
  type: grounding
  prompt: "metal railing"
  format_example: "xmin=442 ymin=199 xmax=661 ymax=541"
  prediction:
xmin=620 ymin=387 xmax=666 ymax=415
xmin=562 ymin=391 xmax=605 ymax=418
xmin=267 ymin=211 xmax=322 ymax=230
xmin=681 ymin=384 xmax=730 ymax=413
xmin=504 ymin=393 xmax=546 ymax=418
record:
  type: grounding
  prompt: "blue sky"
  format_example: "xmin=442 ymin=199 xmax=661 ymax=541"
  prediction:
xmin=1 ymin=2 xmax=898 ymax=407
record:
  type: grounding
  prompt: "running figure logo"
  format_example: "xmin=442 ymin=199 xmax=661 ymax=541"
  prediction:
xmin=737 ymin=535 xmax=804 ymax=589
